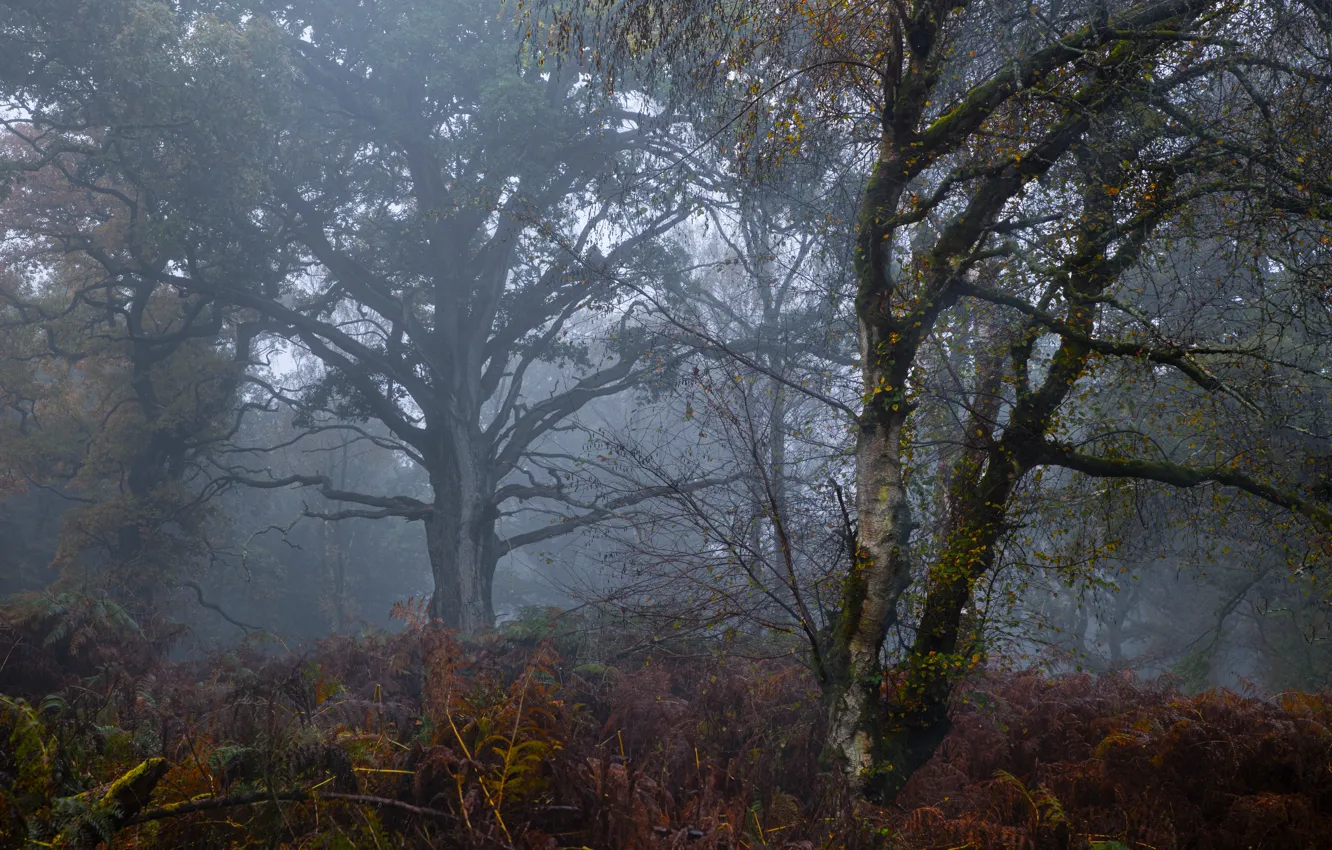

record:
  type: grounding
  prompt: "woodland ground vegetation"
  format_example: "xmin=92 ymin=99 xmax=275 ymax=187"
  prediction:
xmin=3 ymin=609 xmax=1332 ymax=849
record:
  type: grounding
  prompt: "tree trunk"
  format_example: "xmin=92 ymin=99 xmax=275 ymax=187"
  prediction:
xmin=825 ymin=410 xmax=914 ymax=794
xmin=824 ymin=144 xmax=917 ymax=795
xmin=874 ymin=504 xmax=1008 ymax=798
xmin=424 ymin=493 xmax=462 ymax=627
xmin=455 ymin=505 xmax=497 ymax=633
xmin=424 ymin=473 xmax=498 ymax=634
xmin=330 ymin=439 xmax=351 ymax=633
xmin=863 ymin=235 xmax=1109 ymax=796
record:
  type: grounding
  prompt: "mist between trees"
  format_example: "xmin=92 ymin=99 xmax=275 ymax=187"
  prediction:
xmin=1 ymin=0 xmax=1331 ymax=805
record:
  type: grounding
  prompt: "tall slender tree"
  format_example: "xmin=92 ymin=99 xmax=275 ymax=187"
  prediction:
xmin=543 ymin=0 xmax=1332 ymax=797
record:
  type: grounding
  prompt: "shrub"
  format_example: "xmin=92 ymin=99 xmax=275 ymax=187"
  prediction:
xmin=3 ymin=619 xmax=1331 ymax=849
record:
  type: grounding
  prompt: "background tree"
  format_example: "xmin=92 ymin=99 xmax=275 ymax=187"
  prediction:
xmin=0 ymin=0 xmax=715 ymax=633
xmin=579 ymin=156 xmax=866 ymax=662
xmin=0 ymin=146 xmax=248 ymax=678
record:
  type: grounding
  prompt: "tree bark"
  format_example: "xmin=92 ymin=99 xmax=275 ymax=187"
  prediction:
xmin=424 ymin=490 xmax=463 ymax=628
xmin=875 ymin=457 xmax=1015 ymax=798
xmin=824 ymin=119 xmax=919 ymax=792
xmin=424 ymin=466 xmax=498 ymax=635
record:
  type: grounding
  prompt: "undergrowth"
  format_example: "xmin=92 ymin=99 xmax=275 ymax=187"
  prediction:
xmin=1 ymin=605 xmax=1330 ymax=848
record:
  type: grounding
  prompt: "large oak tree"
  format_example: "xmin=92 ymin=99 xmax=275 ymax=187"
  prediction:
xmin=0 ymin=0 xmax=708 ymax=632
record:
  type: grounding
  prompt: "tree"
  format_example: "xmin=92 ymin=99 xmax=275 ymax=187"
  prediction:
xmin=581 ymin=158 xmax=865 ymax=661
xmin=0 ymin=142 xmax=244 ymax=632
xmin=542 ymin=0 xmax=1332 ymax=797
xmin=0 ymin=0 xmax=710 ymax=632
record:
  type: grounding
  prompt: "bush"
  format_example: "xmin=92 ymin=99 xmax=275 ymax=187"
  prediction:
xmin=892 ymin=673 xmax=1332 ymax=849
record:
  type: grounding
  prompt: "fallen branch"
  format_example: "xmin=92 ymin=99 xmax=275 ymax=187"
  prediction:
xmin=125 ymin=789 xmax=455 ymax=826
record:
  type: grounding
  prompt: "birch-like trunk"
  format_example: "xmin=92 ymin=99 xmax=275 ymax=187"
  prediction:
xmin=818 ymin=102 xmax=922 ymax=792
xmin=825 ymin=411 xmax=913 ymax=787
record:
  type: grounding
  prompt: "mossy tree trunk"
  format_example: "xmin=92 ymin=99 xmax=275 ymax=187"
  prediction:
xmin=825 ymin=6 xmax=1200 ymax=797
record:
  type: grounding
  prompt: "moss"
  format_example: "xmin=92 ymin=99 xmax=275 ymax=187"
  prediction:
xmin=0 ymin=695 xmax=55 ymax=806
xmin=834 ymin=547 xmax=870 ymax=668
xmin=99 ymin=758 xmax=166 ymax=805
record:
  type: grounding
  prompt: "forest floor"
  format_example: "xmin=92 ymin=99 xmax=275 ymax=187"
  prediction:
xmin=2 ymin=607 xmax=1331 ymax=849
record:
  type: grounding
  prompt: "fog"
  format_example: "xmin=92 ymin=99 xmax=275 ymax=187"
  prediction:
xmin=1 ymin=0 xmax=1331 ymax=838
xmin=1 ymin=0 xmax=1329 ymax=688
